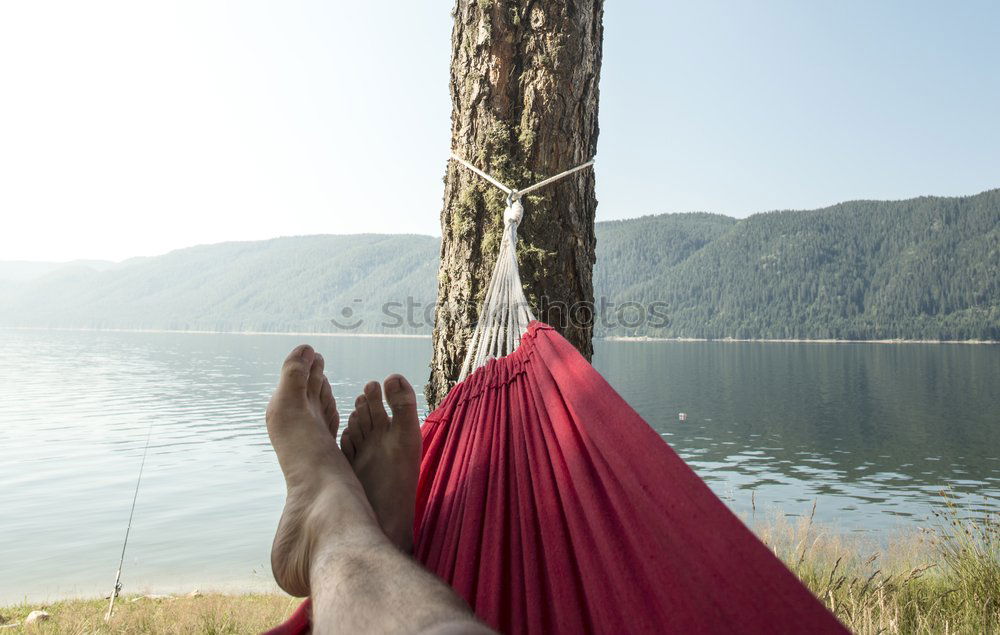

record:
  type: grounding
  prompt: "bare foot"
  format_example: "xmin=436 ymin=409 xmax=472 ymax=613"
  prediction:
xmin=265 ymin=345 xmax=383 ymax=597
xmin=340 ymin=374 xmax=422 ymax=552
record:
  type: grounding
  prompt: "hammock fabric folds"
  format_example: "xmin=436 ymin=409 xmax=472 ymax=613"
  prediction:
xmin=269 ymin=322 xmax=846 ymax=634
xmin=414 ymin=322 xmax=844 ymax=633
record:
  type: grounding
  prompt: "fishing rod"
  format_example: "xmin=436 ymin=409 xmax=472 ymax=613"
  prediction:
xmin=104 ymin=421 xmax=154 ymax=622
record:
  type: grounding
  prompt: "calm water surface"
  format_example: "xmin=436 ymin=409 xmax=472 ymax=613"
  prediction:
xmin=1 ymin=329 xmax=998 ymax=603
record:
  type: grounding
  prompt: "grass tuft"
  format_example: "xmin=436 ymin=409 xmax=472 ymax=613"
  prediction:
xmin=0 ymin=593 xmax=299 ymax=634
xmin=757 ymin=494 xmax=1000 ymax=634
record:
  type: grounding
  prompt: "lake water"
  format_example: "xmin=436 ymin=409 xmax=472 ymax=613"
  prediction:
xmin=1 ymin=328 xmax=998 ymax=604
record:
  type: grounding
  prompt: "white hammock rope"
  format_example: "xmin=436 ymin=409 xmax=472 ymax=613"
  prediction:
xmin=453 ymin=154 xmax=595 ymax=380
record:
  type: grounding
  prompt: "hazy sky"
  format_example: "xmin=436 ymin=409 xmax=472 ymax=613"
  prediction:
xmin=1 ymin=1 xmax=998 ymax=262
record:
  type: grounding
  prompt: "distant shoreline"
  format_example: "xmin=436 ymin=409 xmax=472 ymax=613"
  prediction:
xmin=0 ymin=326 xmax=431 ymax=339
xmin=605 ymin=335 xmax=999 ymax=345
xmin=2 ymin=325 xmax=997 ymax=344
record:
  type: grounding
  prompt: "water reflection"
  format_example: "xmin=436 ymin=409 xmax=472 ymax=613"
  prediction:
xmin=596 ymin=339 xmax=1000 ymax=528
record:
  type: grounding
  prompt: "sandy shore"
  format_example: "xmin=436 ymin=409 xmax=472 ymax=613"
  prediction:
xmin=4 ymin=326 xmax=996 ymax=344
xmin=604 ymin=335 xmax=999 ymax=344
xmin=0 ymin=326 xmax=431 ymax=339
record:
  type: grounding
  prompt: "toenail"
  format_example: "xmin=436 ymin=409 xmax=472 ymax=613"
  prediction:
xmin=385 ymin=376 xmax=402 ymax=393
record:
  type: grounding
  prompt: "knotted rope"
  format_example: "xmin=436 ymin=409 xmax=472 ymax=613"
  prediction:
xmin=451 ymin=154 xmax=595 ymax=380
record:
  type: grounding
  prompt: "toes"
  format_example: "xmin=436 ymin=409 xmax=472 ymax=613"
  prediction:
xmin=320 ymin=376 xmax=333 ymax=407
xmin=320 ymin=378 xmax=339 ymax=435
xmin=278 ymin=345 xmax=315 ymax=392
xmin=325 ymin=401 xmax=339 ymax=436
xmin=346 ymin=409 xmax=362 ymax=439
xmin=383 ymin=374 xmax=418 ymax=425
xmin=363 ymin=381 xmax=391 ymax=434
xmin=339 ymin=378 xmax=408 ymax=464
xmin=306 ymin=353 xmax=325 ymax=398
xmin=352 ymin=392 xmax=373 ymax=438
xmin=341 ymin=428 xmax=357 ymax=463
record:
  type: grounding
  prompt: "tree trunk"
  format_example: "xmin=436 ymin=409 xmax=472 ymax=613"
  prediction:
xmin=427 ymin=0 xmax=604 ymax=408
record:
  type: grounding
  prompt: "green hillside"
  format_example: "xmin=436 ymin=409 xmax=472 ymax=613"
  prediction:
xmin=1 ymin=189 xmax=997 ymax=340
xmin=0 ymin=235 xmax=440 ymax=334
xmin=606 ymin=190 xmax=999 ymax=340
xmin=592 ymin=212 xmax=736 ymax=300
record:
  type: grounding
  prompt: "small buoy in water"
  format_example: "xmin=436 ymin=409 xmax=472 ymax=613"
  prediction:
xmin=678 ymin=412 xmax=687 ymax=421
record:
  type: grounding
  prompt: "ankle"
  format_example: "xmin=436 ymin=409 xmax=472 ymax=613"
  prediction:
xmin=309 ymin=527 xmax=391 ymax=588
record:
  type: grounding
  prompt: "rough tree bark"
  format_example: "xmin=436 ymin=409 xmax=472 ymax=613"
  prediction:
xmin=427 ymin=0 xmax=604 ymax=408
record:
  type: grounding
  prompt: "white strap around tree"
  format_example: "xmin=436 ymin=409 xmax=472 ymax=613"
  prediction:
xmin=452 ymin=154 xmax=595 ymax=380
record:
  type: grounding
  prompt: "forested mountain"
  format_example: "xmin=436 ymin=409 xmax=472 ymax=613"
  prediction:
xmin=592 ymin=212 xmax=736 ymax=301
xmin=0 ymin=235 xmax=440 ymax=334
xmin=1 ymin=189 xmax=997 ymax=340
xmin=600 ymin=190 xmax=999 ymax=340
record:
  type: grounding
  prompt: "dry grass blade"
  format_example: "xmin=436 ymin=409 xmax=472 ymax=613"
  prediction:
xmin=753 ymin=499 xmax=1000 ymax=634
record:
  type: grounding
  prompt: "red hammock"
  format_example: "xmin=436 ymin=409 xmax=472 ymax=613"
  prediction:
xmin=268 ymin=322 xmax=845 ymax=634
